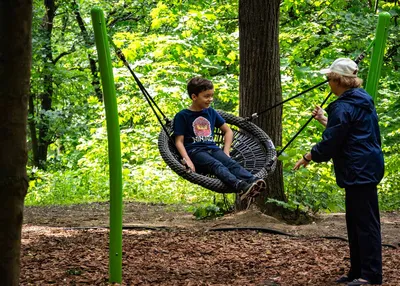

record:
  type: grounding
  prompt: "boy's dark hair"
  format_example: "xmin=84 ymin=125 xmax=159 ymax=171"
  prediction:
xmin=187 ymin=77 xmax=213 ymax=99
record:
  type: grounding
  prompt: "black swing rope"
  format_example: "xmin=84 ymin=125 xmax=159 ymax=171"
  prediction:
xmin=110 ymin=38 xmax=329 ymax=148
xmin=108 ymin=38 xmax=173 ymax=144
xmin=243 ymin=79 xmax=329 ymax=121
xmin=109 ymin=39 xmax=277 ymax=179
xmin=244 ymin=41 xmax=373 ymax=122
xmin=260 ymin=44 xmax=373 ymax=165
xmin=109 ymin=36 xmax=373 ymax=166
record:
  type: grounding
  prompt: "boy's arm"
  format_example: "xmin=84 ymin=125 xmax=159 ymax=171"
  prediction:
xmin=175 ymin=135 xmax=195 ymax=172
xmin=219 ymin=123 xmax=233 ymax=157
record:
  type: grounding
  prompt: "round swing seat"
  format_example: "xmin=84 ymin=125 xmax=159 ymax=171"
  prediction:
xmin=158 ymin=110 xmax=277 ymax=193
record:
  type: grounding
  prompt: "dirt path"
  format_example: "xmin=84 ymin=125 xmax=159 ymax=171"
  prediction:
xmin=23 ymin=202 xmax=400 ymax=247
xmin=21 ymin=202 xmax=400 ymax=285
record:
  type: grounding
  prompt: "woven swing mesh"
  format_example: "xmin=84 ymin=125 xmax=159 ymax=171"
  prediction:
xmin=158 ymin=110 xmax=277 ymax=193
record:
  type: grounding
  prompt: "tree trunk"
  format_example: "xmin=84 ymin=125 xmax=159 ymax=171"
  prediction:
xmin=0 ymin=0 xmax=32 ymax=284
xmin=32 ymin=1 xmax=77 ymax=168
xmin=28 ymin=92 xmax=40 ymax=166
xmin=36 ymin=0 xmax=56 ymax=169
xmin=72 ymin=0 xmax=102 ymax=101
xmin=239 ymin=0 xmax=286 ymax=215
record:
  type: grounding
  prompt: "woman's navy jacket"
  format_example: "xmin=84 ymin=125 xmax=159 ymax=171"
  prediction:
xmin=311 ymin=88 xmax=384 ymax=188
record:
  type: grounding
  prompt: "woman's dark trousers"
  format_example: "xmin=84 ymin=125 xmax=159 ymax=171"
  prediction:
xmin=345 ymin=184 xmax=382 ymax=284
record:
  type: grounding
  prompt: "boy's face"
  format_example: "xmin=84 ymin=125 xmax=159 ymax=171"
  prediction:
xmin=192 ymin=89 xmax=214 ymax=109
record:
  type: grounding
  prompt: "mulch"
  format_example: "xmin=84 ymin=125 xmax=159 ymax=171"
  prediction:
xmin=20 ymin=225 xmax=400 ymax=285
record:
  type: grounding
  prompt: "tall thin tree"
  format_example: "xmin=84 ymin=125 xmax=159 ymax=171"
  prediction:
xmin=0 ymin=0 xmax=32 ymax=283
xmin=37 ymin=0 xmax=56 ymax=168
xmin=71 ymin=0 xmax=102 ymax=101
xmin=239 ymin=0 xmax=286 ymax=214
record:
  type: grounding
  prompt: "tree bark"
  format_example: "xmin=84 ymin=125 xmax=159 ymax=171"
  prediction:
xmin=0 ymin=0 xmax=32 ymax=284
xmin=239 ymin=0 xmax=286 ymax=215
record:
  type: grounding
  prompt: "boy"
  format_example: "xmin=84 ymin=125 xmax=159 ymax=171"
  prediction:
xmin=173 ymin=77 xmax=266 ymax=207
xmin=293 ymin=58 xmax=384 ymax=286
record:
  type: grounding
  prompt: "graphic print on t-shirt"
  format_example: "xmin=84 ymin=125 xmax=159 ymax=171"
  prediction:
xmin=192 ymin=116 xmax=214 ymax=143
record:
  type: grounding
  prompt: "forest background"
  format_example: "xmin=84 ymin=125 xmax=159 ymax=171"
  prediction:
xmin=27 ymin=0 xmax=400 ymax=216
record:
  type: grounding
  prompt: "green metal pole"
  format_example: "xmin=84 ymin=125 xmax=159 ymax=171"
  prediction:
xmin=365 ymin=12 xmax=391 ymax=102
xmin=91 ymin=8 xmax=123 ymax=283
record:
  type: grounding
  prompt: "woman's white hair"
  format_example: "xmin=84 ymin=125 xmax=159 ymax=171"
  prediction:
xmin=328 ymin=72 xmax=363 ymax=88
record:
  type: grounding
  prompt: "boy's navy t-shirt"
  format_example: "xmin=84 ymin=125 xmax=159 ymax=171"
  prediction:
xmin=173 ymin=108 xmax=225 ymax=154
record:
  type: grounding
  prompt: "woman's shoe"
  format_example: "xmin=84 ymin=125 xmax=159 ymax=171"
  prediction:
xmin=347 ymin=278 xmax=370 ymax=286
xmin=335 ymin=276 xmax=350 ymax=283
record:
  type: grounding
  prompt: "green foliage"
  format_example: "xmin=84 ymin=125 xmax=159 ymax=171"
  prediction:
xmin=66 ymin=268 xmax=82 ymax=276
xmin=26 ymin=163 xmax=219 ymax=206
xmin=279 ymin=151 xmax=345 ymax=214
xmin=193 ymin=200 xmax=234 ymax=220
xmin=192 ymin=193 xmax=235 ymax=220
xmin=27 ymin=0 xmax=400 ymax=213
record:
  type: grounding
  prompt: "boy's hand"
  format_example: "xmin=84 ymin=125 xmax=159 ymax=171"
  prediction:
xmin=186 ymin=160 xmax=195 ymax=172
xmin=220 ymin=124 xmax=233 ymax=157
xmin=223 ymin=147 xmax=230 ymax=157
xmin=181 ymin=158 xmax=195 ymax=172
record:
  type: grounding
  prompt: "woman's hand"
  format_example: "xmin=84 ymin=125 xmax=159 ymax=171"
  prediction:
xmin=293 ymin=153 xmax=311 ymax=170
xmin=312 ymin=106 xmax=324 ymax=120
xmin=312 ymin=106 xmax=327 ymax=127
